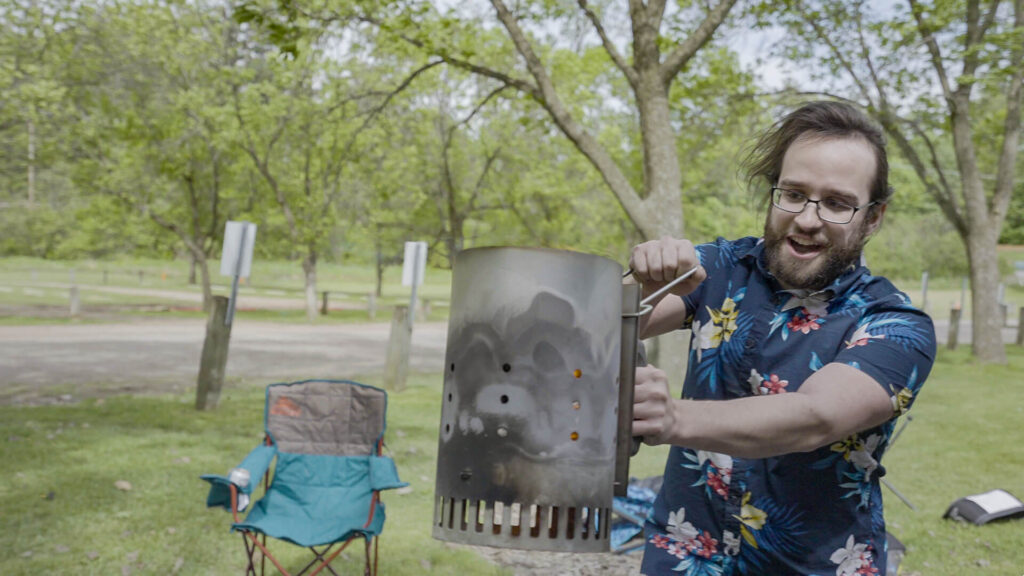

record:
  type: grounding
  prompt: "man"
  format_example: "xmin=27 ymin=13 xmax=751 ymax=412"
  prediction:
xmin=629 ymin=101 xmax=936 ymax=575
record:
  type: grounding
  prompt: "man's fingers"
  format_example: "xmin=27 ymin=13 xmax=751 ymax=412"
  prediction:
xmin=647 ymin=245 xmax=663 ymax=282
xmin=630 ymin=244 xmax=648 ymax=279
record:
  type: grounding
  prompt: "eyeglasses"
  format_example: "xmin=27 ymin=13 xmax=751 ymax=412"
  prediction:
xmin=771 ymin=187 xmax=876 ymax=225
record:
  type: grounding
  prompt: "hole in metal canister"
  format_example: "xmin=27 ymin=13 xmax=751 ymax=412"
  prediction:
xmin=447 ymin=393 xmax=452 ymax=402
xmin=500 ymin=394 xmax=509 ymax=404
xmin=450 ymin=363 xmax=455 ymax=372
xmin=445 ymin=424 xmax=450 ymax=433
xmin=502 ymin=363 xmax=511 ymax=373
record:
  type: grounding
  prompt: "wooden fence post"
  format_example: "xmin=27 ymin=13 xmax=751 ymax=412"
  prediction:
xmin=384 ymin=305 xmax=411 ymax=392
xmin=196 ymin=296 xmax=232 ymax=410
xmin=321 ymin=291 xmax=329 ymax=315
xmin=1017 ymin=306 xmax=1024 ymax=347
xmin=69 ymin=286 xmax=80 ymax=318
xmin=947 ymin=306 xmax=961 ymax=351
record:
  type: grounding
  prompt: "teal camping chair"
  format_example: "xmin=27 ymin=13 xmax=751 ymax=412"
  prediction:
xmin=202 ymin=380 xmax=407 ymax=576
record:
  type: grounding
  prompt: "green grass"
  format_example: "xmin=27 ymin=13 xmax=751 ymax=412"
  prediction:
xmin=883 ymin=346 xmax=1024 ymax=575
xmin=4 ymin=255 xmax=1023 ymax=330
xmin=2 ymin=349 xmax=1023 ymax=574
xmin=0 ymin=372 xmax=667 ymax=575
xmin=0 ymin=256 xmax=454 ymax=325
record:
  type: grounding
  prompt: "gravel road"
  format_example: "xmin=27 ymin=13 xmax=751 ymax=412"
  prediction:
xmin=0 ymin=320 xmax=448 ymax=404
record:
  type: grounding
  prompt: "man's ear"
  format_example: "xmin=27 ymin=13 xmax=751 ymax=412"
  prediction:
xmin=865 ymin=203 xmax=887 ymax=236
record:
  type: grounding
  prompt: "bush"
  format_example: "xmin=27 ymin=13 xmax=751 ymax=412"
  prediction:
xmin=865 ymin=212 xmax=967 ymax=280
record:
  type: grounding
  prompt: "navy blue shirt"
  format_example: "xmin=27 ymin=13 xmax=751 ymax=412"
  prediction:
xmin=641 ymin=237 xmax=936 ymax=576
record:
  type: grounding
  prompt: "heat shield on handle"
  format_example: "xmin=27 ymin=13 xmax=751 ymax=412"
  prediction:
xmin=614 ymin=283 xmax=642 ymax=497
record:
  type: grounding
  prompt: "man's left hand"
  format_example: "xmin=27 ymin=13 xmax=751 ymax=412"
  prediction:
xmin=632 ymin=364 xmax=679 ymax=446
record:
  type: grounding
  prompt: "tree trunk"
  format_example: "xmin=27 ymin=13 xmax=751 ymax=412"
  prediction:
xmin=302 ymin=250 xmax=318 ymax=322
xmin=189 ymin=252 xmax=198 ymax=285
xmin=27 ymin=118 xmax=36 ymax=205
xmin=635 ymin=71 xmax=685 ymax=238
xmin=950 ymin=91 xmax=1006 ymax=364
xmin=375 ymin=247 xmax=384 ymax=298
xmin=966 ymin=229 xmax=1006 ymax=363
xmin=188 ymin=248 xmax=213 ymax=312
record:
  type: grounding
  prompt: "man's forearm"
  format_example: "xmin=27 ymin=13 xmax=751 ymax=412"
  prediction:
xmin=653 ymin=364 xmax=895 ymax=459
xmin=667 ymin=393 xmax=835 ymax=459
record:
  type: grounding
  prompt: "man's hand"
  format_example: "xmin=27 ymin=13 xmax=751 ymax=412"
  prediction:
xmin=629 ymin=236 xmax=706 ymax=300
xmin=632 ymin=365 xmax=680 ymax=446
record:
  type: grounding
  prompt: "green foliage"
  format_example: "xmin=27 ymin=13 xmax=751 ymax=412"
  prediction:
xmin=1001 ymin=187 xmax=1024 ymax=245
xmin=865 ymin=211 xmax=968 ymax=281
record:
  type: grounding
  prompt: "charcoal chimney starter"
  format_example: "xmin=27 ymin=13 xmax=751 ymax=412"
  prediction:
xmin=433 ymin=247 xmax=622 ymax=552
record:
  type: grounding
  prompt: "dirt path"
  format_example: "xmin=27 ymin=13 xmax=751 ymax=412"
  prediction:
xmin=0 ymin=319 xmax=448 ymax=405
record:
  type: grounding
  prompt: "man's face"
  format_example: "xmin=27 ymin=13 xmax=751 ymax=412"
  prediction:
xmin=763 ymin=135 xmax=885 ymax=291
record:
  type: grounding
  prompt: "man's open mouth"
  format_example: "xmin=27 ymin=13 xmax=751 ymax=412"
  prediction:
xmin=787 ymin=237 xmax=825 ymax=257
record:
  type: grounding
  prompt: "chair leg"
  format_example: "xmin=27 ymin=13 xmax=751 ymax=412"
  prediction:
xmin=297 ymin=545 xmax=340 ymax=576
xmin=372 ymin=536 xmax=379 ymax=576
xmin=261 ymin=533 xmax=267 ymax=576
xmin=242 ymin=532 xmax=257 ymax=576
xmin=364 ymin=537 xmax=372 ymax=576
xmin=306 ymin=539 xmax=354 ymax=576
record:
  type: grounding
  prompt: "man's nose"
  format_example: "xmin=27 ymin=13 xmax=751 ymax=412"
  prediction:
xmin=794 ymin=201 xmax=825 ymax=228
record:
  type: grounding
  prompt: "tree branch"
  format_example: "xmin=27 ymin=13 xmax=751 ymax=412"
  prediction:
xmin=660 ymin=0 xmax=738 ymax=83
xmin=796 ymin=1 xmax=876 ymax=107
xmin=576 ymin=0 xmax=638 ymax=87
xmin=489 ymin=0 xmax=653 ymax=235
xmin=907 ymin=0 xmax=954 ymax=102
xmin=990 ymin=0 xmax=1023 ymax=231
xmin=338 ymin=59 xmax=445 ymax=161
xmin=357 ymin=15 xmax=540 ymax=97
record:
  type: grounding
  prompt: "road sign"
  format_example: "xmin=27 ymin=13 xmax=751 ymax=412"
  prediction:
xmin=220 ymin=221 xmax=257 ymax=278
xmin=402 ymin=241 xmax=427 ymax=287
xmin=221 ymin=221 xmax=257 ymax=326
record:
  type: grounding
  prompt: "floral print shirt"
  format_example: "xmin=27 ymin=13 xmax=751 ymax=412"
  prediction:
xmin=641 ymin=237 xmax=936 ymax=576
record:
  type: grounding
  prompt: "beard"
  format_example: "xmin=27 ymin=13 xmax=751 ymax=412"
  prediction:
xmin=763 ymin=214 xmax=870 ymax=292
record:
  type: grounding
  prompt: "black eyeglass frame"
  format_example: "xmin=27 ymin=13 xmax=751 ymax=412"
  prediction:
xmin=770 ymin=186 xmax=878 ymax=225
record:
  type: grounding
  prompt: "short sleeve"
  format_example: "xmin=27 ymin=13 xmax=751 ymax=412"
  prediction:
xmin=833 ymin=301 xmax=936 ymax=417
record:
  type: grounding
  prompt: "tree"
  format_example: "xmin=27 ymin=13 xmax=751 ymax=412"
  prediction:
xmin=255 ymin=0 xmax=742 ymax=239
xmin=67 ymin=1 xmax=250 ymax=309
xmin=766 ymin=0 xmax=1023 ymax=363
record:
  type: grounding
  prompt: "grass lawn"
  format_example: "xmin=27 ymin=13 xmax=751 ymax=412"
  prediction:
xmin=0 ymin=256 xmax=453 ymax=325
xmin=2 ymin=348 xmax=1024 ymax=574
xmin=0 ymin=371 xmax=668 ymax=575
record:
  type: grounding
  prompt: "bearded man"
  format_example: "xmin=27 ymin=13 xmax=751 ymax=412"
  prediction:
xmin=629 ymin=101 xmax=936 ymax=575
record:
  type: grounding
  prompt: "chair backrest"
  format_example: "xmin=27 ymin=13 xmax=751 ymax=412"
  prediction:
xmin=264 ymin=380 xmax=387 ymax=456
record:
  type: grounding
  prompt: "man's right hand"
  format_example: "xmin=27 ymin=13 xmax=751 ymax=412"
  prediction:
xmin=629 ymin=236 xmax=706 ymax=300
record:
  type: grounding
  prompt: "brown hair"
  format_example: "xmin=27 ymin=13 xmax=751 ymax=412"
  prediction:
xmin=743 ymin=101 xmax=893 ymax=208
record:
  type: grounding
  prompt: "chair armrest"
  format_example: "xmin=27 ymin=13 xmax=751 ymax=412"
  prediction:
xmin=369 ymin=455 xmax=408 ymax=491
xmin=200 ymin=444 xmax=278 ymax=510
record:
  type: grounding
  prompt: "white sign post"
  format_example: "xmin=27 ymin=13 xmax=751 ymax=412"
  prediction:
xmin=402 ymin=241 xmax=428 ymax=329
xmin=220 ymin=221 xmax=257 ymax=326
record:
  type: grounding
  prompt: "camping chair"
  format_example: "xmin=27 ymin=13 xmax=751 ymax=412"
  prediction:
xmin=201 ymin=379 xmax=407 ymax=576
